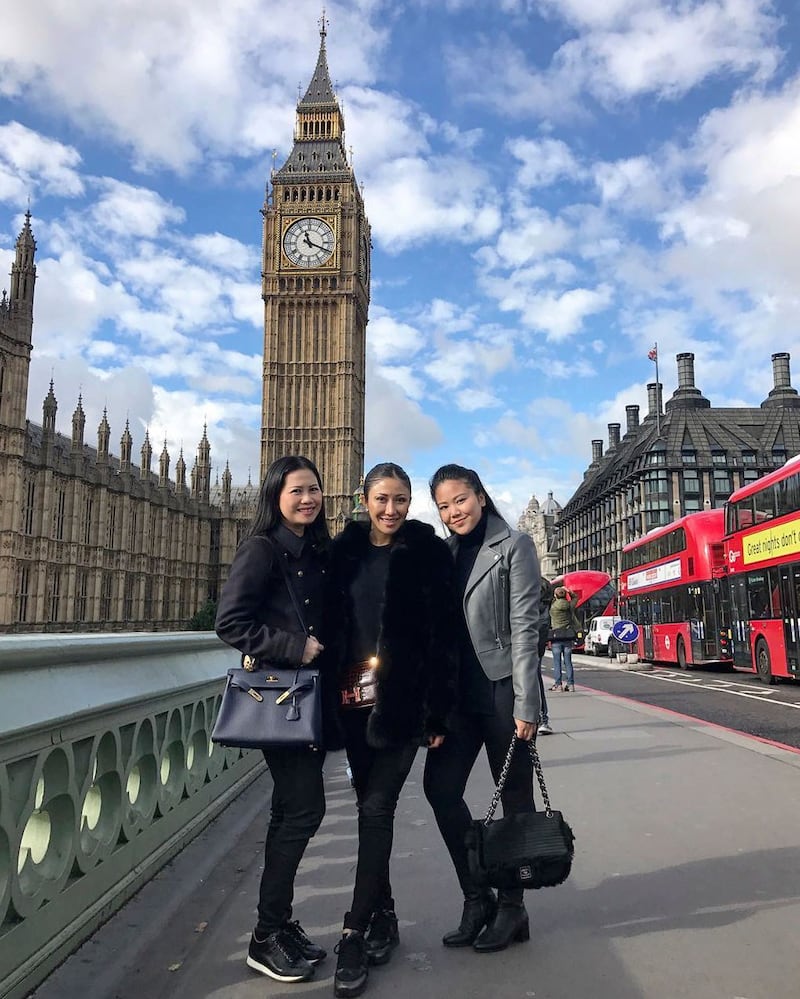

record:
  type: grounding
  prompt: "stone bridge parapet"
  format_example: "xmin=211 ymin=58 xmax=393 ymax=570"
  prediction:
xmin=0 ymin=632 xmax=260 ymax=999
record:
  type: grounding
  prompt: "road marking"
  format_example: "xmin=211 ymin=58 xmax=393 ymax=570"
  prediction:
xmin=625 ymin=670 xmax=800 ymax=709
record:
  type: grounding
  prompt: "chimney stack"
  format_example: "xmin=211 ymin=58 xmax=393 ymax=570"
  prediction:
xmin=773 ymin=352 xmax=791 ymax=389
xmin=762 ymin=352 xmax=800 ymax=409
xmin=608 ymin=423 xmax=621 ymax=449
xmin=625 ymin=405 xmax=640 ymax=434
xmin=647 ymin=382 xmax=663 ymax=419
xmin=667 ymin=351 xmax=709 ymax=410
xmin=591 ymin=439 xmax=603 ymax=464
xmin=677 ymin=352 xmax=696 ymax=389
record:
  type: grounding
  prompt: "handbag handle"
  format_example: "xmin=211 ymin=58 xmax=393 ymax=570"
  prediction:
xmin=267 ymin=535 xmax=310 ymax=637
xmin=482 ymin=737 xmax=554 ymax=826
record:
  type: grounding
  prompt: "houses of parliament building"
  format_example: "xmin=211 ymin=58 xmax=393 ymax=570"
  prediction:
xmin=0 ymin=24 xmax=370 ymax=633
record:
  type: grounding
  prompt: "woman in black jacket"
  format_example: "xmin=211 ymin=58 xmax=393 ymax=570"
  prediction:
xmin=326 ymin=462 xmax=459 ymax=999
xmin=215 ymin=455 xmax=332 ymax=986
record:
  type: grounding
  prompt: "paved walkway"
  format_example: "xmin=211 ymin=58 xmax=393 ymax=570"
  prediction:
xmin=34 ymin=663 xmax=800 ymax=999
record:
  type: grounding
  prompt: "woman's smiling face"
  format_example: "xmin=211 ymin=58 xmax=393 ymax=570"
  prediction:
xmin=366 ymin=476 xmax=411 ymax=544
xmin=433 ymin=478 xmax=486 ymax=536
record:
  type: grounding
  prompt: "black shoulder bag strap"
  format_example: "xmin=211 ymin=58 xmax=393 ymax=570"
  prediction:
xmin=267 ymin=535 xmax=310 ymax=638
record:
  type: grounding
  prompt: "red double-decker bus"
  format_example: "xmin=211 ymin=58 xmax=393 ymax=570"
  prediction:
xmin=550 ymin=570 xmax=616 ymax=649
xmin=619 ymin=510 xmax=731 ymax=667
xmin=724 ymin=454 xmax=800 ymax=683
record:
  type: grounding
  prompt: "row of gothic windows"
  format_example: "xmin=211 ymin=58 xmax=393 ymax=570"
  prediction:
xmin=282 ymin=186 xmax=341 ymax=202
xmin=302 ymin=119 xmax=335 ymax=138
xmin=15 ymin=564 xmax=198 ymax=624
xmin=278 ymin=276 xmax=338 ymax=292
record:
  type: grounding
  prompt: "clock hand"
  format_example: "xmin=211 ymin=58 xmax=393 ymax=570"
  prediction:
xmin=303 ymin=233 xmax=315 ymax=248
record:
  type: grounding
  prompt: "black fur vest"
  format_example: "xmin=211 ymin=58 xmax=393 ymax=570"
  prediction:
xmin=325 ymin=519 xmax=459 ymax=749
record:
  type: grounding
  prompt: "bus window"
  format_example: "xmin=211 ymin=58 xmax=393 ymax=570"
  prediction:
xmin=769 ymin=566 xmax=782 ymax=615
xmin=737 ymin=502 xmax=755 ymax=530
xmin=688 ymin=586 xmax=703 ymax=620
xmin=748 ymin=572 xmax=770 ymax=618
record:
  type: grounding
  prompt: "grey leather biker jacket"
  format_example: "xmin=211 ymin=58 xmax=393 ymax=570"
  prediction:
xmin=447 ymin=513 xmax=542 ymax=722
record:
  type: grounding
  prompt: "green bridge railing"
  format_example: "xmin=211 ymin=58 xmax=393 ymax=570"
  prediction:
xmin=0 ymin=632 xmax=262 ymax=999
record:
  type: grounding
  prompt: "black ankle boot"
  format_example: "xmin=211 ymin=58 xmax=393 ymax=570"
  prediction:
xmin=442 ymin=890 xmax=498 ymax=948
xmin=473 ymin=901 xmax=529 ymax=953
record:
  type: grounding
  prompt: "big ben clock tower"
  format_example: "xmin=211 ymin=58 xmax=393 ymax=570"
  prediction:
xmin=261 ymin=17 xmax=370 ymax=529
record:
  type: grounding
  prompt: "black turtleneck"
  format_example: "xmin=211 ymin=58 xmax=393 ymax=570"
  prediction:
xmin=453 ymin=511 xmax=494 ymax=714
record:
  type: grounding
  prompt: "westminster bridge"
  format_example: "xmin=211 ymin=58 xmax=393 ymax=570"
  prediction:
xmin=0 ymin=633 xmax=249 ymax=999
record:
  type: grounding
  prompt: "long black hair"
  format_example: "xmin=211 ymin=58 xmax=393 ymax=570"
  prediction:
xmin=428 ymin=463 xmax=502 ymax=519
xmin=246 ymin=455 xmax=330 ymax=544
xmin=363 ymin=461 xmax=412 ymax=499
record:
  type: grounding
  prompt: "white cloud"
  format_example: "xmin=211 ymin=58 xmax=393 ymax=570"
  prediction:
xmin=366 ymin=155 xmax=502 ymax=250
xmin=508 ymin=137 xmax=583 ymax=188
xmin=0 ymin=122 xmax=83 ymax=203
xmin=90 ymin=179 xmax=185 ymax=238
xmin=0 ymin=0 xmax=385 ymax=171
xmin=365 ymin=358 xmax=442 ymax=464
xmin=187 ymin=232 xmax=259 ymax=273
xmin=368 ymin=311 xmax=424 ymax=362
xmin=446 ymin=0 xmax=781 ymax=117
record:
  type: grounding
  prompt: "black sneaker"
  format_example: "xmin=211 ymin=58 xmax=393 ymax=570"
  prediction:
xmin=283 ymin=918 xmax=327 ymax=964
xmin=365 ymin=907 xmax=399 ymax=965
xmin=247 ymin=929 xmax=315 ymax=983
xmin=334 ymin=931 xmax=368 ymax=998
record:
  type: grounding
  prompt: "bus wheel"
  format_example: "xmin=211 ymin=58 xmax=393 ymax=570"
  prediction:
xmin=756 ymin=640 xmax=776 ymax=685
xmin=677 ymin=637 xmax=688 ymax=670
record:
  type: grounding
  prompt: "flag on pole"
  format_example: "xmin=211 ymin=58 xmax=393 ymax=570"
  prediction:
xmin=647 ymin=345 xmax=658 ymax=362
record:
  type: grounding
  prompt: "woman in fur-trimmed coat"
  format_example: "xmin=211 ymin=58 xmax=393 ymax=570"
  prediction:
xmin=324 ymin=462 xmax=459 ymax=999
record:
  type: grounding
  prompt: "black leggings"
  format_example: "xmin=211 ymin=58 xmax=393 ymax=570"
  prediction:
xmin=423 ymin=678 xmax=534 ymax=903
xmin=257 ymin=746 xmax=326 ymax=935
xmin=342 ymin=711 xmax=418 ymax=932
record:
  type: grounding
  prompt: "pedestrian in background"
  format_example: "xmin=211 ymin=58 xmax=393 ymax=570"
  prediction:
xmin=424 ymin=463 xmax=541 ymax=954
xmin=215 ymin=456 xmax=332 ymax=985
xmin=549 ymin=585 xmax=580 ymax=692
xmin=324 ymin=462 xmax=459 ymax=998
xmin=537 ymin=578 xmax=554 ymax=734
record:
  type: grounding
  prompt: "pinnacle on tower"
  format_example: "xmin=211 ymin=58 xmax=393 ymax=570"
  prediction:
xmin=42 ymin=379 xmax=57 ymax=433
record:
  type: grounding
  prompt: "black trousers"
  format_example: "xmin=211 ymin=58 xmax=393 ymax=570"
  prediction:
xmin=342 ymin=710 xmax=418 ymax=933
xmin=423 ymin=678 xmax=534 ymax=905
xmin=256 ymin=746 xmax=326 ymax=936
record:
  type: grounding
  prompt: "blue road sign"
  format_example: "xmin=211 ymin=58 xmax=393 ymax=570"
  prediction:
xmin=612 ymin=619 xmax=640 ymax=644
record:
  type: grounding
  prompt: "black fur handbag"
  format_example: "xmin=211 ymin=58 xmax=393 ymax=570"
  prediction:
xmin=466 ymin=737 xmax=575 ymax=890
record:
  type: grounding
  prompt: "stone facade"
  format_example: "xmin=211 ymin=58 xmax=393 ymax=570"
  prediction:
xmin=0 ymin=26 xmax=366 ymax=632
xmin=517 ymin=491 xmax=562 ymax=581
xmin=0 ymin=219 xmax=255 ymax=631
xmin=557 ymin=351 xmax=800 ymax=582
xmin=260 ymin=21 xmax=369 ymax=532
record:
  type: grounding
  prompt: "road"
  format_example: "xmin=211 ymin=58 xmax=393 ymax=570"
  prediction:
xmin=553 ymin=650 xmax=800 ymax=749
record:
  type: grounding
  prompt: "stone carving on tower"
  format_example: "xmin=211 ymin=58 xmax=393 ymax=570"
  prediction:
xmin=260 ymin=17 xmax=370 ymax=530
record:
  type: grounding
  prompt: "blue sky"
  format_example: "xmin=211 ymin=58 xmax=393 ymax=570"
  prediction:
xmin=2 ymin=0 xmax=800 ymax=526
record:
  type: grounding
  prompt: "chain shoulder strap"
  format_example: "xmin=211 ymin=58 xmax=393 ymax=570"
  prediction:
xmin=482 ymin=737 xmax=553 ymax=826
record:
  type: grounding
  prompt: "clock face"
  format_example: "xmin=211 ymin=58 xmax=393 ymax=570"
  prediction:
xmin=283 ymin=217 xmax=335 ymax=268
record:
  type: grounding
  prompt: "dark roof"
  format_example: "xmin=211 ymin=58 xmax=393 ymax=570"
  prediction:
xmin=562 ymin=397 xmax=800 ymax=517
xmin=274 ymin=138 xmax=350 ymax=180
xmin=299 ymin=32 xmax=337 ymax=107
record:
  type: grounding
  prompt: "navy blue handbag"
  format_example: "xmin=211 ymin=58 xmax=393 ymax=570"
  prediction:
xmin=211 ymin=538 xmax=323 ymax=750
xmin=211 ymin=664 xmax=322 ymax=749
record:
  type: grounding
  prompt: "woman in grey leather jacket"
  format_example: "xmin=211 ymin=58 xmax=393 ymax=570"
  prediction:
xmin=423 ymin=463 xmax=542 ymax=955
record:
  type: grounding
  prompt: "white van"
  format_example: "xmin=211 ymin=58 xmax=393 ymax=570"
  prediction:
xmin=584 ymin=616 xmax=621 ymax=656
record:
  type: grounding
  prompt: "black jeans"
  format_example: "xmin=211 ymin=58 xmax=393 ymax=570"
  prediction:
xmin=423 ymin=678 xmax=534 ymax=904
xmin=342 ymin=711 xmax=419 ymax=932
xmin=537 ymin=632 xmax=549 ymax=724
xmin=256 ymin=746 xmax=326 ymax=936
